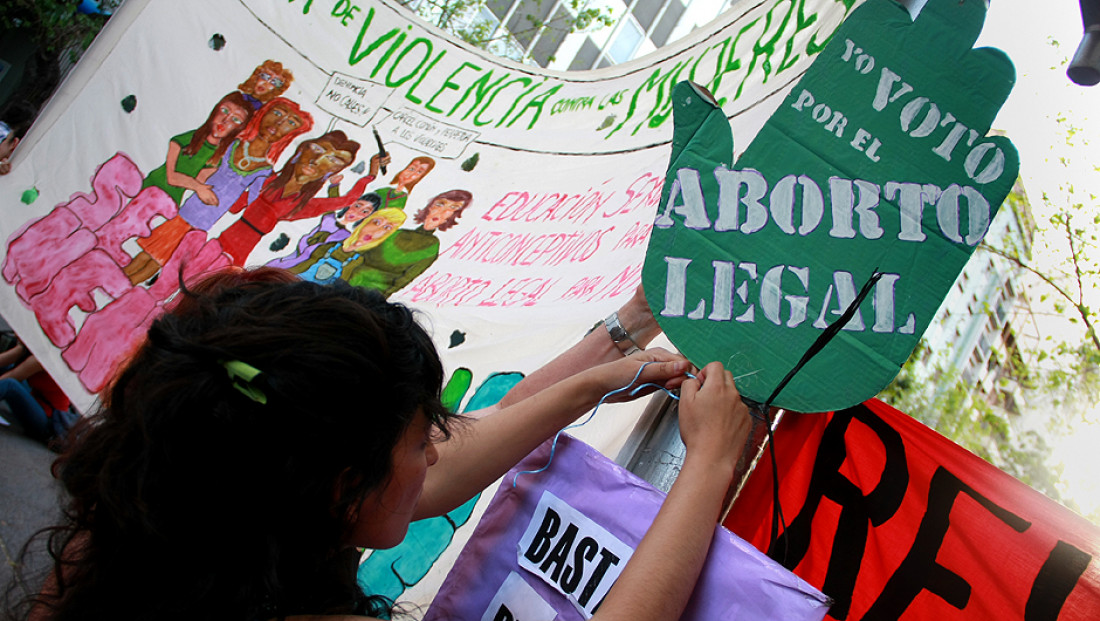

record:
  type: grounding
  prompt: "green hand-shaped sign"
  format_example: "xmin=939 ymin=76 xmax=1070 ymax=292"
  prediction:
xmin=643 ymin=0 xmax=1019 ymax=412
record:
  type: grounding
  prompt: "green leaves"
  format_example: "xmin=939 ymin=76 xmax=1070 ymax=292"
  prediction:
xmin=1 ymin=0 xmax=117 ymax=60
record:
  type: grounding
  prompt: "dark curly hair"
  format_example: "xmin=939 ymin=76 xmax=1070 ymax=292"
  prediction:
xmin=9 ymin=267 xmax=456 ymax=621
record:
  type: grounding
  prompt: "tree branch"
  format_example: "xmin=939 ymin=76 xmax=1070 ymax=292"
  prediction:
xmin=981 ymin=243 xmax=1100 ymax=352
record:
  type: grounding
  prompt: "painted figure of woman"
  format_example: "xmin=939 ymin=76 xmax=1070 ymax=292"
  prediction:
xmin=267 ymin=192 xmax=381 ymax=270
xmin=179 ymin=97 xmax=313 ymax=233
xmin=138 ymin=92 xmax=252 ymax=206
xmin=238 ymin=60 xmax=293 ymax=109
xmin=372 ymin=156 xmax=435 ymax=212
xmin=290 ymin=208 xmax=407 ymax=285
xmin=125 ymin=93 xmax=252 ymax=283
xmin=345 ymin=189 xmax=472 ymax=298
xmin=218 ymin=131 xmax=385 ymax=266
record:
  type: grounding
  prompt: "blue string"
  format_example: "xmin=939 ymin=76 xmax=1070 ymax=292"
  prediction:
xmin=511 ymin=363 xmax=694 ymax=488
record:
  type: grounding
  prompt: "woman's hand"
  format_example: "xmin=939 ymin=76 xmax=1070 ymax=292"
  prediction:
xmin=368 ymin=153 xmax=391 ymax=177
xmin=591 ymin=361 xmax=752 ymax=621
xmin=195 ymin=183 xmax=218 ymax=205
xmin=419 ymin=348 xmax=689 ymax=518
xmin=677 ymin=361 xmax=751 ymax=471
xmin=586 ymin=348 xmax=692 ymax=405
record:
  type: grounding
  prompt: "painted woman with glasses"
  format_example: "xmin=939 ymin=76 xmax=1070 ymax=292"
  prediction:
xmin=238 ymin=60 xmax=294 ymax=110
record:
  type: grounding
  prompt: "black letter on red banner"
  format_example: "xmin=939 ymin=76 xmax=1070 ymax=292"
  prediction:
xmin=1025 ymin=540 xmax=1091 ymax=621
xmin=770 ymin=405 xmax=908 ymax=619
xmin=864 ymin=467 xmax=1030 ymax=620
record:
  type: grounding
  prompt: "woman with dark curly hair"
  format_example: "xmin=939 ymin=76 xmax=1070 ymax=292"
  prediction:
xmin=7 ymin=268 xmax=750 ymax=621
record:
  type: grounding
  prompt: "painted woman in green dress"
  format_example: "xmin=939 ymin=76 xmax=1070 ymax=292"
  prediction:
xmin=371 ymin=156 xmax=435 ymax=212
xmin=138 ymin=92 xmax=252 ymax=206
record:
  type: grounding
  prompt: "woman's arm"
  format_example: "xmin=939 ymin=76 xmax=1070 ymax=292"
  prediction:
xmin=419 ymin=361 xmax=751 ymax=621
xmin=289 ymin=175 xmax=374 ymax=220
xmin=1 ymin=354 xmax=44 ymax=382
xmin=591 ymin=361 xmax=750 ymax=621
xmin=0 ymin=342 xmax=28 ymax=370
xmin=415 ymin=349 xmax=692 ymax=519
xmin=315 ymin=364 xmax=748 ymax=621
xmin=491 ymin=285 xmax=662 ymax=412
xmin=163 ymin=142 xmax=218 ymax=204
xmin=416 ymin=287 xmax=666 ymax=517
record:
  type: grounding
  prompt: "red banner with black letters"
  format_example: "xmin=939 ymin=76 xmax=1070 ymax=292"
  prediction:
xmin=724 ymin=399 xmax=1100 ymax=620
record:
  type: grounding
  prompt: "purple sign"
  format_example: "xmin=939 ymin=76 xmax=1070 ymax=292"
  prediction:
xmin=426 ymin=434 xmax=831 ymax=620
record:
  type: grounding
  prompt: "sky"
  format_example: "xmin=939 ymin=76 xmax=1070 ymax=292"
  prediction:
xmin=978 ymin=0 xmax=1097 ymax=207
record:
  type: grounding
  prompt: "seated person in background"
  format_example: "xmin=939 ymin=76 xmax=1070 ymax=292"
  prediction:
xmin=0 ymin=341 xmax=78 ymax=450
xmin=0 ymin=101 xmax=37 ymax=175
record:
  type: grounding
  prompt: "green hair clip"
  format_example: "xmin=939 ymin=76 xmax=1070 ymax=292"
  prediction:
xmin=220 ymin=359 xmax=268 ymax=405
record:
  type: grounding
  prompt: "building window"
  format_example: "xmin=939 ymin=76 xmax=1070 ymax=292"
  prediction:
xmin=962 ymin=364 xmax=978 ymax=385
xmin=477 ymin=6 xmax=503 ymax=29
xmin=487 ymin=0 xmax=514 ymax=21
xmin=978 ymin=333 xmax=992 ymax=356
xmin=507 ymin=0 xmax=556 ymax=49
xmin=633 ymin=0 xmax=664 ymax=32
xmin=650 ymin=0 xmax=685 ymax=47
xmin=607 ymin=17 xmax=644 ymax=64
xmin=966 ymin=350 xmax=985 ymax=382
xmin=569 ymin=37 xmax=601 ymax=70
xmin=530 ymin=7 xmax=573 ymax=66
xmin=474 ymin=6 xmax=525 ymax=60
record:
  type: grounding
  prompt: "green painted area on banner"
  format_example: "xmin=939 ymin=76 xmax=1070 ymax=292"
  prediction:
xmin=643 ymin=0 xmax=1019 ymax=412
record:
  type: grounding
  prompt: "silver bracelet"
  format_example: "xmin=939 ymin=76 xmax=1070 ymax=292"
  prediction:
xmin=604 ymin=311 xmax=641 ymax=356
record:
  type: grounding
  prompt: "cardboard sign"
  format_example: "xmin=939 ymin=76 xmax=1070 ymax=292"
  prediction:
xmin=643 ymin=0 xmax=1019 ymax=412
xmin=516 ymin=491 xmax=635 ymax=616
xmin=724 ymin=400 xmax=1100 ymax=620
xmin=426 ymin=434 xmax=832 ymax=620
